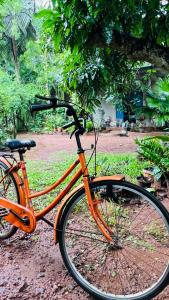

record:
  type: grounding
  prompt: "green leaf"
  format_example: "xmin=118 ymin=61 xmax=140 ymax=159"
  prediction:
xmin=36 ymin=9 xmax=53 ymax=19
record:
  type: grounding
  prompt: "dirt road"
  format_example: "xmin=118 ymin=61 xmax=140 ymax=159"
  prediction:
xmin=18 ymin=131 xmax=161 ymax=160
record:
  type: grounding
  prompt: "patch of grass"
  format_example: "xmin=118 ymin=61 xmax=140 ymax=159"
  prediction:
xmin=25 ymin=153 xmax=147 ymax=210
xmin=26 ymin=157 xmax=80 ymax=211
xmin=92 ymin=153 xmax=148 ymax=183
xmin=145 ymin=221 xmax=168 ymax=242
xmin=126 ymin=235 xmax=155 ymax=252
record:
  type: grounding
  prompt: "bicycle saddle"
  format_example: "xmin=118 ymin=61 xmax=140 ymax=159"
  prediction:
xmin=5 ymin=139 xmax=36 ymax=150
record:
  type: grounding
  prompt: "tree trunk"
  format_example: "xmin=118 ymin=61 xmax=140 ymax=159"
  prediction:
xmin=11 ymin=37 xmax=20 ymax=82
xmin=12 ymin=113 xmax=17 ymax=139
xmin=44 ymin=46 xmax=49 ymax=94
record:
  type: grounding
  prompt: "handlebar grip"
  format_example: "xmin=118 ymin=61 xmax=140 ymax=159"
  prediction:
xmin=30 ymin=103 xmax=53 ymax=113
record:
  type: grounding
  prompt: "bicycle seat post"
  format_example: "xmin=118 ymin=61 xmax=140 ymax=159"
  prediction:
xmin=18 ymin=149 xmax=26 ymax=161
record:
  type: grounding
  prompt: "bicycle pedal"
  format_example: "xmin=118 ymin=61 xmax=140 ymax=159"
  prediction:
xmin=0 ymin=206 xmax=9 ymax=217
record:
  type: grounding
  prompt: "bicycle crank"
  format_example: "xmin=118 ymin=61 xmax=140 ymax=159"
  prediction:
xmin=0 ymin=197 xmax=36 ymax=233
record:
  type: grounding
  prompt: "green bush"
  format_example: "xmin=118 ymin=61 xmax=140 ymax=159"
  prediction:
xmin=29 ymin=110 xmax=67 ymax=133
xmin=135 ymin=136 xmax=169 ymax=180
xmin=43 ymin=111 xmax=66 ymax=132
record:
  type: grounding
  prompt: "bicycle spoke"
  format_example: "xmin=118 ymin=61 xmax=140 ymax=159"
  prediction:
xmin=97 ymin=248 xmax=111 ymax=290
xmin=64 ymin=229 xmax=109 ymax=244
xmin=122 ymin=247 xmax=157 ymax=279
xmin=59 ymin=181 xmax=169 ymax=300
xmin=117 ymin=250 xmax=135 ymax=294
xmin=114 ymin=250 xmax=126 ymax=295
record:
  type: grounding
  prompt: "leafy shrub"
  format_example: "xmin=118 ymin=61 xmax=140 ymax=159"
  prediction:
xmin=135 ymin=136 xmax=169 ymax=181
xmin=44 ymin=111 xmax=66 ymax=132
xmin=29 ymin=110 xmax=67 ymax=133
xmin=137 ymin=78 xmax=169 ymax=127
xmin=94 ymin=154 xmax=148 ymax=183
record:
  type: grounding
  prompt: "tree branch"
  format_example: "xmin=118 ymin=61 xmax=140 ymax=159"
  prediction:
xmin=90 ymin=29 xmax=169 ymax=74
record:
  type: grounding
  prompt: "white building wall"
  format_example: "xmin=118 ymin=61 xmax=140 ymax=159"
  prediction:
xmin=93 ymin=101 xmax=116 ymax=127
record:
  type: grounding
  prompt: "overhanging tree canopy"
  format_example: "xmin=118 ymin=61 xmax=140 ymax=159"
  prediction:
xmin=37 ymin=1 xmax=169 ymax=107
xmin=41 ymin=0 xmax=169 ymax=73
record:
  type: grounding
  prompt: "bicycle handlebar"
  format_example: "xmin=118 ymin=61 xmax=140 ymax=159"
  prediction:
xmin=30 ymin=103 xmax=54 ymax=113
xmin=30 ymin=95 xmax=85 ymax=134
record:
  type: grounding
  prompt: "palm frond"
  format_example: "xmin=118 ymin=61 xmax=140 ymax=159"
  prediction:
xmin=2 ymin=0 xmax=35 ymax=39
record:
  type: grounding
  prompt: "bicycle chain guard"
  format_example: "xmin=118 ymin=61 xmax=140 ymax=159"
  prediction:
xmin=0 ymin=198 xmax=36 ymax=233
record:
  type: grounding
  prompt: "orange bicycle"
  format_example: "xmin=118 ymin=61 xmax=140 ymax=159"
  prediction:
xmin=0 ymin=95 xmax=168 ymax=300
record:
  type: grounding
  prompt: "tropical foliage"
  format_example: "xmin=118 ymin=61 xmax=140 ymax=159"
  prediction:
xmin=40 ymin=1 xmax=169 ymax=72
xmin=0 ymin=0 xmax=67 ymax=144
xmin=35 ymin=1 xmax=169 ymax=109
xmin=0 ymin=69 xmax=38 ymax=142
xmin=136 ymin=136 xmax=169 ymax=184
xmin=0 ymin=0 xmax=35 ymax=81
xmin=144 ymin=78 xmax=169 ymax=126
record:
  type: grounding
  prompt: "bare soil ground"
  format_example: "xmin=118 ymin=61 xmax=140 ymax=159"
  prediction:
xmin=17 ymin=131 xmax=163 ymax=160
xmin=0 ymin=131 xmax=169 ymax=299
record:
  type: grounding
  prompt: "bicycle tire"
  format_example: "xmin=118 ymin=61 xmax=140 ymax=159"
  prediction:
xmin=58 ymin=180 xmax=169 ymax=300
xmin=0 ymin=160 xmax=20 ymax=239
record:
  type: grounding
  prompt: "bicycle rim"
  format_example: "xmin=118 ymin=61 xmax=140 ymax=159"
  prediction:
xmin=58 ymin=180 xmax=169 ymax=300
xmin=0 ymin=161 xmax=20 ymax=239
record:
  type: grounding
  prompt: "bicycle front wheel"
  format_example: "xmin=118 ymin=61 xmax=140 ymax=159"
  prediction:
xmin=58 ymin=180 xmax=169 ymax=300
xmin=0 ymin=160 xmax=20 ymax=239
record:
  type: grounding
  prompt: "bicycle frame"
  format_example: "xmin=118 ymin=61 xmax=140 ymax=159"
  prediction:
xmin=0 ymin=151 xmax=124 ymax=241
xmin=20 ymin=157 xmax=82 ymax=218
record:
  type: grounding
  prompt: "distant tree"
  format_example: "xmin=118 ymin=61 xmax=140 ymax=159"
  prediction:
xmin=0 ymin=1 xmax=66 ymax=140
xmin=0 ymin=0 xmax=36 ymax=81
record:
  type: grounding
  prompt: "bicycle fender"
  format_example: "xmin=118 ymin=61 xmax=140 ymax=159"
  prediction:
xmin=93 ymin=175 xmax=125 ymax=182
xmin=54 ymin=175 xmax=125 ymax=243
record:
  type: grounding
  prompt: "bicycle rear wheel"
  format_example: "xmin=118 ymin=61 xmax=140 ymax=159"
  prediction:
xmin=0 ymin=161 xmax=20 ymax=239
xmin=58 ymin=180 xmax=169 ymax=300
